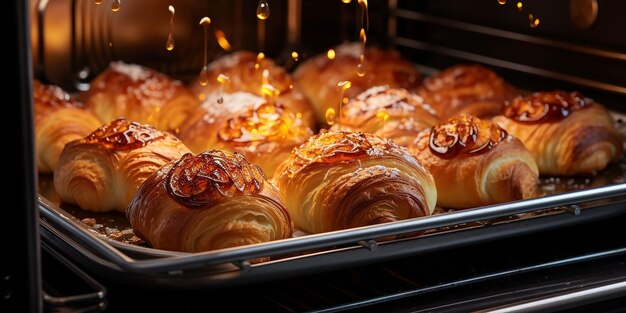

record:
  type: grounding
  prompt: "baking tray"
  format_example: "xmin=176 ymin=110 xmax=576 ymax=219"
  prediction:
xmin=38 ymin=116 xmax=626 ymax=289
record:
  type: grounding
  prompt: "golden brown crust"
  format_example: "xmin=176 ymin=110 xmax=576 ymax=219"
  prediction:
xmin=273 ymin=130 xmax=436 ymax=234
xmin=493 ymin=91 xmax=623 ymax=176
xmin=33 ymin=80 xmax=102 ymax=173
xmin=189 ymin=51 xmax=316 ymax=128
xmin=53 ymin=118 xmax=191 ymax=212
xmin=331 ymin=86 xmax=439 ymax=146
xmin=179 ymin=92 xmax=312 ymax=178
xmin=80 ymin=61 xmax=197 ymax=132
xmin=127 ymin=150 xmax=293 ymax=254
xmin=408 ymin=114 xmax=539 ymax=209
xmin=293 ymin=43 xmax=422 ymax=126
xmin=417 ymin=64 xmax=518 ymax=120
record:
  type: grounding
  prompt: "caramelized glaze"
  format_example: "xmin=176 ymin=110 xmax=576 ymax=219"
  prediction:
xmin=217 ymin=102 xmax=310 ymax=145
xmin=84 ymin=118 xmax=166 ymax=150
xmin=502 ymin=90 xmax=592 ymax=123
xmin=33 ymin=80 xmax=84 ymax=123
xmin=287 ymin=130 xmax=398 ymax=175
xmin=429 ymin=114 xmax=508 ymax=158
xmin=166 ymin=150 xmax=266 ymax=208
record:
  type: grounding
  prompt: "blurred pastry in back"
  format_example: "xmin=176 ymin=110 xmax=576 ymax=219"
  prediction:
xmin=330 ymin=86 xmax=439 ymax=147
xmin=293 ymin=42 xmax=422 ymax=127
xmin=33 ymin=80 xmax=102 ymax=173
xmin=416 ymin=64 xmax=518 ymax=120
xmin=189 ymin=50 xmax=316 ymax=128
xmin=178 ymin=91 xmax=313 ymax=178
xmin=79 ymin=61 xmax=197 ymax=133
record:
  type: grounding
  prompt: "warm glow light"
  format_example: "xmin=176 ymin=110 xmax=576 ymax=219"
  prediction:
xmin=215 ymin=30 xmax=233 ymax=51
xmin=327 ymin=49 xmax=336 ymax=60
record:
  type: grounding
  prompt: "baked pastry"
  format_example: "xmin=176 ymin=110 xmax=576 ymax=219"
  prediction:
xmin=408 ymin=113 xmax=539 ymax=209
xmin=293 ymin=42 xmax=422 ymax=126
xmin=80 ymin=61 xmax=197 ymax=133
xmin=127 ymin=149 xmax=293 ymax=253
xmin=330 ymin=86 xmax=439 ymax=147
xmin=33 ymin=80 xmax=102 ymax=173
xmin=189 ymin=50 xmax=316 ymax=127
xmin=54 ymin=118 xmax=191 ymax=212
xmin=179 ymin=91 xmax=312 ymax=178
xmin=492 ymin=90 xmax=623 ymax=176
xmin=273 ymin=130 xmax=436 ymax=234
xmin=417 ymin=64 xmax=517 ymax=119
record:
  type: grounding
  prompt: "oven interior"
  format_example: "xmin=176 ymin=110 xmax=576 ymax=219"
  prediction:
xmin=29 ymin=0 xmax=626 ymax=312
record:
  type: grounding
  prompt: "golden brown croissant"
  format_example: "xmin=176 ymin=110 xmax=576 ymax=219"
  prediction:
xmin=408 ymin=113 xmax=539 ymax=209
xmin=330 ymin=86 xmax=439 ymax=147
xmin=492 ymin=90 xmax=623 ymax=176
xmin=33 ymin=80 xmax=103 ymax=173
xmin=80 ymin=61 xmax=197 ymax=133
xmin=179 ymin=92 xmax=313 ymax=177
xmin=127 ymin=150 xmax=293 ymax=253
xmin=293 ymin=43 xmax=422 ymax=126
xmin=417 ymin=64 xmax=517 ymax=120
xmin=54 ymin=118 xmax=191 ymax=212
xmin=273 ymin=130 xmax=436 ymax=234
xmin=189 ymin=51 xmax=316 ymax=128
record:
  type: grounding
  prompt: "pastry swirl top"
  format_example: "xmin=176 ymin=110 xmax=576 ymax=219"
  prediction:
xmin=428 ymin=113 xmax=508 ymax=158
xmin=166 ymin=150 xmax=266 ymax=208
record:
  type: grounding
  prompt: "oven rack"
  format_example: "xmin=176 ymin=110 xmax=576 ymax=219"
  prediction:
xmin=38 ymin=182 xmax=626 ymax=289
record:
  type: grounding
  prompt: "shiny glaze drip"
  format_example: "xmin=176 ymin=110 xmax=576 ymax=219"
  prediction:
xmin=217 ymin=102 xmax=310 ymax=145
xmin=166 ymin=150 xmax=265 ymax=208
xmin=429 ymin=114 xmax=508 ymax=158
xmin=287 ymin=130 xmax=392 ymax=175
xmin=502 ymin=90 xmax=592 ymax=123
xmin=84 ymin=118 xmax=166 ymax=150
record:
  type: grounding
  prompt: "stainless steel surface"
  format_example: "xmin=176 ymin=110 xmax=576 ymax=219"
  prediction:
xmin=484 ymin=281 xmax=626 ymax=313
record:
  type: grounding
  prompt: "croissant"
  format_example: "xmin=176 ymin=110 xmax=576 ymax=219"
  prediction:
xmin=273 ymin=130 xmax=436 ymax=234
xmin=416 ymin=64 xmax=517 ymax=120
xmin=408 ymin=113 xmax=539 ymax=209
xmin=330 ymin=86 xmax=439 ymax=147
xmin=127 ymin=150 xmax=293 ymax=253
xmin=80 ymin=61 xmax=197 ymax=133
xmin=33 ymin=80 xmax=102 ymax=173
xmin=189 ymin=51 xmax=316 ymax=128
xmin=492 ymin=90 xmax=623 ymax=176
xmin=293 ymin=43 xmax=422 ymax=126
xmin=179 ymin=92 xmax=313 ymax=177
xmin=54 ymin=118 xmax=191 ymax=212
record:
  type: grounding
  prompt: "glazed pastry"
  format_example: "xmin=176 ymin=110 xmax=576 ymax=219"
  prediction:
xmin=293 ymin=42 xmax=422 ymax=126
xmin=330 ymin=86 xmax=439 ymax=147
xmin=408 ymin=113 xmax=539 ymax=209
xmin=179 ymin=92 xmax=313 ymax=178
xmin=273 ymin=130 xmax=436 ymax=234
xmin=33 ymin=80 xmax=102 ymax=173
xmin=127 ymin=150 xmax=293 ymax=253
xmin=80 ymin=61 xmax=197 ymax=133
xmin=493 ymin=90 xmax=623 ymax=176
xmin=189 ymin=51 xmax=316 ymax=127
xmin=54 ymin=118 xmax=191 ymax=212
xmin=417 ymin=64 xmax=517 ymax=119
